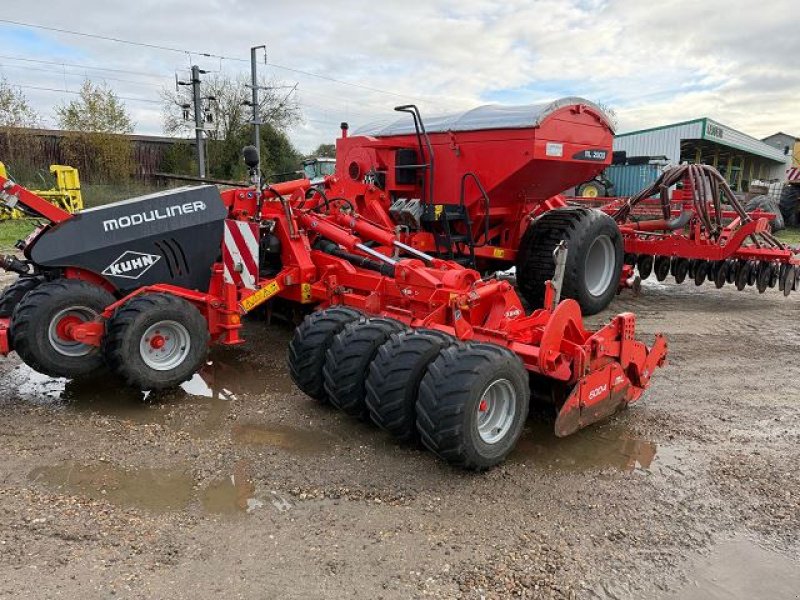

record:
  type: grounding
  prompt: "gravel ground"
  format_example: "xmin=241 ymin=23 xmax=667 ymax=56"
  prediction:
xmin=1 ymin=277 xmax=799 ymax=599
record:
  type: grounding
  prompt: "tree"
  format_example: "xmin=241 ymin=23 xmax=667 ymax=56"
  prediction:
xmin=55 ymin=80 xmax=135 ymax=183
xmin=56 ymin=80 xmax=133 ymax=134
xmin=161 ymin=72 xmax=302 ymax=179
xmin=310 ymin=143 xmax=336 ymax=158
xmin=0 ymin=77 xmax=39 ymax=128
xmin=0 ymin=77 xmax=43 ymax=184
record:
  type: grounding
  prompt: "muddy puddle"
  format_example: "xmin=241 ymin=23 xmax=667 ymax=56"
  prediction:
xmin=232 ymin=422 xmax=338 ymax=454
xmin=29 ymin=462 xmax=195 ymax=513
xmin=511 ymin=420 xmax=679 ymax=473
xmin=663 ymin=539 xmax=800 ymax=599
xmin=200 ymin=462 xmax=263 ymax=515
xmin=29 ymin=460 xmax=267 ymax=516
xmin=3 ymin=344 xmax=297 ymax=425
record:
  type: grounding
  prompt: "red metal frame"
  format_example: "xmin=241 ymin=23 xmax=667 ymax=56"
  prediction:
xmin=568 ymin=184 xmax=800 ymax=270
xmin=0 ymin=166 xmax=667 ymax=437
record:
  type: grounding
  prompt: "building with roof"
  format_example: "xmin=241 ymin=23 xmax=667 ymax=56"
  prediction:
xmin=761 ymin=132 xmax=800 ymax=168
xmin=612 ymin=118 xmax=788 ymax=191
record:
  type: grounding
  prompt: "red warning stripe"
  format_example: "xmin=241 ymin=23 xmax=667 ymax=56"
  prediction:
xmin=227 ymin=221 xmax=259 ymax=279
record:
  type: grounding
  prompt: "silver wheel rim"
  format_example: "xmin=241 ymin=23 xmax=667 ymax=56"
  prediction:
xmin=476 ymin=378 xmax=516 ymax=444
xmin=139 ymin=320 xmax=191 ymax=371
xmin=584 ymin=234 xmax=616 ymax=297
xmin=47 ymin=306 xmax=98 ymax=357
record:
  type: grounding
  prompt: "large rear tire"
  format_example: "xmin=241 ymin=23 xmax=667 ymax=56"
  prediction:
xmin=323 ymin=317 xmax=407 ymax=418
xmin=516 ymin=207 xmax=623 ymax=316
xmin=416 ymin=343 xmax=530 ymax=470
xmin=0 ymin=276 xmax=43 ymax=319
xmin=103 ymin=293 xmax=209 ymax=390
xmin=287 ymin=307 xmax=362 ymax=401
xmin=779 ymin=184 xmax=799 ymax=228
xmin=10 ymin=279 xmax=114 ymax=378
xmin=365 ymin=329 xmax=456 ymax=442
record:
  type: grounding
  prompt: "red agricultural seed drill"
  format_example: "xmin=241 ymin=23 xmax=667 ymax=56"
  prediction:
xmin=327 ymin=99 xmax=625 ymax=315
xmin=0 ymin=99 xmax=666 ymax=469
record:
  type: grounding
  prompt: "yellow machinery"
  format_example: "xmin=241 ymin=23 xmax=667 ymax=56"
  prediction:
xmin=0 ymin=162 xmax=82 ymax=220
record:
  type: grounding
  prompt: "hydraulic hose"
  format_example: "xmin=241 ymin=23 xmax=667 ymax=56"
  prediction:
xmin=313 ymin=239 xmax=396 ymax=277
xmin=0 ymin=254 xmax=30 ymax=275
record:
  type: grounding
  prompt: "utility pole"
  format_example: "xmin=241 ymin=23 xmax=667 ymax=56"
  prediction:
xmin=191 ymin=65 xmax=207 ymax=178
xmin=249 ymin=45 xmax=266 ymax=171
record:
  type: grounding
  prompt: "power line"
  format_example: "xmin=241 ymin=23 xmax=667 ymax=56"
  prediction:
xmin=14 ymin=83 xmax=162 ymax=105
xmin=0 ymin=18 xmax=414 ymax=100
xmin=0 ymin=62 xmax=168 ymax=90
xmin=0 ymin=54 xmax=168 ymax=79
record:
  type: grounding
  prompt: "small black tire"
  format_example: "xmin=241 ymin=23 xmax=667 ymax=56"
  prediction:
xmin=0 ymin=276 xmax=43 ymax=319
xmin=103 ymin=293 xmax=209 ymax=390
xmin=416 ymin=343 xmax=530 ymax=470
xmin=653 ymin=256 xmax=671 ymax=282
xmin=287 ymin=307 xmax=362 ymax=401
xmin=365 ymin=329 xmax=457 ymax=442
xmin=10 ymin=279 xmax=114 ymax=378
xmin=515 ymin=207 xmax=623 ymax=316
xmin=324 ymin=317 xmax=407 ymax=418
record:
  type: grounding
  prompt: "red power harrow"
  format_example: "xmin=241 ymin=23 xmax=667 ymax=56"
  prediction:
xmin=0 ymin=162 xmax=666 ymax=470
xmin=570 ymin=163 xmax=800 ymax=293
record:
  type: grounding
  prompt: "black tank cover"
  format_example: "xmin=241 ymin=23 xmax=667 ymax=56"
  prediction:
xmin=29 ymin=185 xmax=227 ymax=294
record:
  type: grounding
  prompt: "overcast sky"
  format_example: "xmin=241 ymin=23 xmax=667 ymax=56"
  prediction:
xmin=0 ymin=0 xmax=797 ymax=153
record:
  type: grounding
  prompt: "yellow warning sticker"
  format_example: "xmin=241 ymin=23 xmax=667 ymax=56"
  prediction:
xmin=240 ymin=280 xmax=281 ymax=313
xmin=434 ymin=205 xmax=443 ymax=219
xmin=301 ymin=283 xmax=313 ymax=303
xmin=492 ymin=248 xmax=505 ymax=258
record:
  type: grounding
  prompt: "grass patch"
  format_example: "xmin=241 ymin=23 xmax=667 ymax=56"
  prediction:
xmin=775 ymin=228 xmax=800 ymax=245
xmin=0 ymin=219 xmax=36 ymax=251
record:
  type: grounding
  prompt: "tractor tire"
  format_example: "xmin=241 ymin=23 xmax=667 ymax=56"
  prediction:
xmin=516 ymin=207 xmax=623 ymax=316
xmin=0 ymin=276 xmax=43 ymax=319
xmin=779 ymin=184 xmax=799 ymax=228
xmin=10 ymin=279 xmax=114 ymax=378
xmin=365 ymin=329 xmax=457 ymax=442
xmin=416 ymin=343 xmax=530 ymax=470
xmin=287 ymin=307 xmax=362 ymax=401
xmin=576 ymin=180 xmax=606 ymax=199
xmin=103 ymin=293 xmax=209 ymax=390
xmin=324 ymin=317 xmax=407 ymax=418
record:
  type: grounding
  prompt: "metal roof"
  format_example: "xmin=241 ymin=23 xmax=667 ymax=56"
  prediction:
xmin=354 ymin=97 xmax=614 ymax=136
xmin=616 ymin=118 xmax=786 ymax=162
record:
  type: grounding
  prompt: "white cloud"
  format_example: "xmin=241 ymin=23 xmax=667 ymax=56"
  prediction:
xmin=0 ymin=0 xmax=797 ymax=154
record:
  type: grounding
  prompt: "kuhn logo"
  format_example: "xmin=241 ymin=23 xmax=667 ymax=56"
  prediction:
xmin=102 ymin=251 xmax=161 ymax=280
xmin=102 ymin=201 xmax=207 ymax=232
xmin=588 ymin=384 xmax=608 ymax=400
